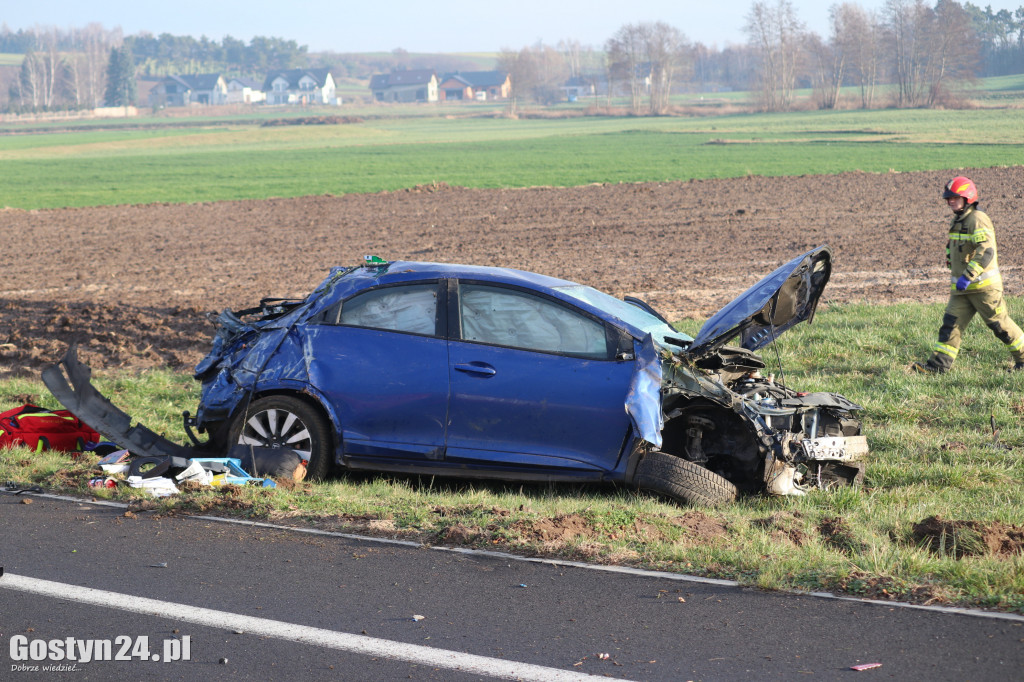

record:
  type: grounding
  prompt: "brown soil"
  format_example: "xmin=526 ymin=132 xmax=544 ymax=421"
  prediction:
xmin=2 ymin=166 xmax=1023 ymax=378
xmin=754 ymin=510 xmax=809 ymax=546
xmin=911 ymin=515 xmax=1024 ymax=558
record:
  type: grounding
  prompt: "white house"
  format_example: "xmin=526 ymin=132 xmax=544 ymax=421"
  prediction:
xmin=262 ymin=68 xmax=339 ymax=105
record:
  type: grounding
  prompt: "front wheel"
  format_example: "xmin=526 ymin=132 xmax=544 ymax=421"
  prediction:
xmin=634 ymin=451 xmax=738 ymax=507
xmin=229 ymin=396 xmax=333 ymax=480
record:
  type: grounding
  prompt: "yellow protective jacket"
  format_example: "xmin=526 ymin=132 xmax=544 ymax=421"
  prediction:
xmin=947 ymin=205 xmax=1001 ymax=293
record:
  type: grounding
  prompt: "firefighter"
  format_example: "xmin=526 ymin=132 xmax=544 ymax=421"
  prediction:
xmin=913 ymin=176 xmax=1024 ymax=374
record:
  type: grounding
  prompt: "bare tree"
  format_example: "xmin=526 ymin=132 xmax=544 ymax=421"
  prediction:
xmin=606 ymin=24 xmax=648 ymax=112
xmin=62 ymin=51 xmax=85 ymax=108
xmin=80 ymin=24 xmax=120 ymax=108
xmin=497 ymin=47 xmax=529 ymax=115
xmin=923 ymin=0 xmax=979 ymax=105
xmin=885 ymin=0 xmax=977 ymax=107
xmin=692 ymin=42 xmax=713 ymax=91
xmin=531 ymin=43 xmax=569 ymax=104
xmin=886 ymin=0 xmax=931 ymax=106
xmin=745 ymin=0 xmax=806 ymax=111
xmin=8 ymin=24 xmax=120 ymax=111
xmin=37 ymin=27 xmax=61 ymax=109
xmin=646 ymin=22 xmax=691 ymax=114
xmin=558 ymin=38 xmax=583 ymax=78
xmin=11 ymin=29 xmax=63 ymax=110
xmin=806 ymin=10 xmax=845 ymax=110
xmin=606 ymin=22 xmax=689 ymax=114
xmin=834 ymin=3 xmax=884 ymax=108
xmin=13 ymin=48 xmax=43 ymax=110
xmin=497 ymin=42 xmax=568 ymax=114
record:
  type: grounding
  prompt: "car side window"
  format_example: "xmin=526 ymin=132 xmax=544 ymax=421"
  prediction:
xmin=459 ymin=283 xmax=609 ymax=358
xmin=338 ymin=284 xmax=438 ymax=335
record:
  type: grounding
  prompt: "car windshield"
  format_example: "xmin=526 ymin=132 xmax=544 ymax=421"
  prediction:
xmin=556 ymin=285 xmax=692 ymax=351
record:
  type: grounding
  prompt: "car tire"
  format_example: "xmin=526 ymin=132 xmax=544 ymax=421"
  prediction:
xmin=229 ymin=396 xmax=333 ymax=480
xmin=634 ymin=450 xmax=738 ymax=507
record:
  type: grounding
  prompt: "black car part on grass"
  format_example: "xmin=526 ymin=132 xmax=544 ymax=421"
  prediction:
xmin=42 ymin=344 xmax=307 ymax=480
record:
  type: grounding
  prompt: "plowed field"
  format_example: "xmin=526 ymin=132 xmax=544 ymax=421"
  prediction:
xmin=2 ymin=166 xmax=1022 ymax=377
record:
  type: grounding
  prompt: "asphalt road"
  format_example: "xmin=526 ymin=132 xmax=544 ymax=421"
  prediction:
xmin=1 ymin=491 xmax=1022 ymax=681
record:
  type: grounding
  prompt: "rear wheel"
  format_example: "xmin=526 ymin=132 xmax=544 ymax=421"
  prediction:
xmin=229 ymin=396 xmax=333 ymax=480
xmin=634 ymin=450 xmax=738 ymax=507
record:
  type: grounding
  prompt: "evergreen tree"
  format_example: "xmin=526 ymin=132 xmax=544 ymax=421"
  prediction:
xmin=104 ymin=45 xmax=137 ymax=106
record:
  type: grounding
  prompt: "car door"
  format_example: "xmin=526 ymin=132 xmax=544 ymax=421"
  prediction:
xmin=306 ymin=281 xmax=449 ymax=461
xmin=445 ymin=281 xmax=635 ymax=474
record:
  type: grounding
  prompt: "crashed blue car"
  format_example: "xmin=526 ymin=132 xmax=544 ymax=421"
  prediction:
xmin=46 ymin=247 xmax=867 ymax=506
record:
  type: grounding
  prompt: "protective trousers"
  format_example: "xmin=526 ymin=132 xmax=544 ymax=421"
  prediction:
xmin=928 ymin=289 xmax=1024 ymax=370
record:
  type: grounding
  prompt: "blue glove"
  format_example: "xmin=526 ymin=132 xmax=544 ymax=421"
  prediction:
xmin=956 ymin=275 xmax=972 ymax=292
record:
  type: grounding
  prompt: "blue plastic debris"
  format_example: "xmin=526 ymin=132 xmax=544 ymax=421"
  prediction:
xmin=191 ymin=458 xmax=276 ymax=488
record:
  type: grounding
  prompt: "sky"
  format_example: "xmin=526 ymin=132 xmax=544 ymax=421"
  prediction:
xmin=4 ymin=1 xmax=1022 ymax=53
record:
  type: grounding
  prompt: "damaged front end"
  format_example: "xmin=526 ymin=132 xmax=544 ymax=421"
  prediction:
xmin=189 ymin=297 xmax=312 ymax=446
xmin=646 ymin=245 xmax=869 ymax=498
xmin=659 ymin=358 xmax=868 ymax=497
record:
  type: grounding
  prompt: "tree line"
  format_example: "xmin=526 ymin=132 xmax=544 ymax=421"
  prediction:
xmin=3 ymin=0 xmax=1024 ymax=113
xmin=1 ymin=26 xmax=310 ymax=112
xmin=503 ymin=0 xmax=1024 ymax=113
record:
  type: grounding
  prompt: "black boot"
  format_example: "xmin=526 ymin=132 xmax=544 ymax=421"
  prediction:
xmin=912 ymin=359 xmax=947 ymax=374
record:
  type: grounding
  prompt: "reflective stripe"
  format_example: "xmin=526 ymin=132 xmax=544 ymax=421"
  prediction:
xmin=1009 ymin=336 xmax=1024 ymax=353
xmin=933 ymin=342 xmax=959 ymax=359
xmin=950 ymin=268 xmax=1000 ymax=290
xmin=949 ymin=279 xmax=995 ymax=291
xmin=13 ymin=413 xmax=75 ymax=423
xmin=948 ymin=230 xmax=992 ymax=243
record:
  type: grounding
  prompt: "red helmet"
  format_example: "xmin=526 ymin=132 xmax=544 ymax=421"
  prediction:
xmin=943 ymin=176 xmax=978 ymax=204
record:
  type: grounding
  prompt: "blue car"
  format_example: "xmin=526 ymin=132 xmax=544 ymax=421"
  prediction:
xmin=45 ymin=248 xmax=867 ymax=506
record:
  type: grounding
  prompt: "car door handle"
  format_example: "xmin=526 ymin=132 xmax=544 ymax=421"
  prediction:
xmin=454 ymin=362 xmax=497 ymax=376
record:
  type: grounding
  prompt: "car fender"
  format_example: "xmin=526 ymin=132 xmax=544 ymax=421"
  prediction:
xmin=625 ymin=333 xmax=663 ymax=449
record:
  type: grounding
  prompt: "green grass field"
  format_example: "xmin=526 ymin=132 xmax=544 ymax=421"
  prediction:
xmin=2 ymin=100 xmax=1023 ymax=611
xmin=1 ymin=105 xmax=1022 ymax=209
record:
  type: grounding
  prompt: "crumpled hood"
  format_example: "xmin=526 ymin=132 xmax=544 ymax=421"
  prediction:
xmin=686 ymin=246 xmax=832 ymax=358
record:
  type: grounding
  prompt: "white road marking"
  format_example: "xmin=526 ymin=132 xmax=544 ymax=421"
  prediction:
xmin=0 ymin=573 xmax=604 ymax=681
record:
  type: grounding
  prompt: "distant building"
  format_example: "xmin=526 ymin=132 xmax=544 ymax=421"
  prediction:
xmin=560 ymin=76 xmax=596 ymax=101
xmin=226 ymin=77 xmax=266 ymax=104
xmin=262 ymin=68 xmax=339 ymax=105
xmin=438 ymin=71 xmax=511 ymax=101
xmin=437 ymin=74 xmax=474 ymax=101
xmin=369 ymin=70 xmax=439 ymax=103
xmin=149 ymin=73 xmax=228 ymax=108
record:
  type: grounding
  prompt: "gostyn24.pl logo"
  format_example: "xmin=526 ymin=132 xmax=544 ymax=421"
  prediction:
xmin=8 ymin=635 xmax=191 ymax=669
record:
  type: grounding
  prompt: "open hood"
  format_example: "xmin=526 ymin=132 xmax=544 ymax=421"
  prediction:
xmin=686 ymin=246 xmax=832 ymax=359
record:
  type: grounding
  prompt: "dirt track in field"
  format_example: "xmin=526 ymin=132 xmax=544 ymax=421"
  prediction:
xmin=2 ymin=166 xmax=1023 ymax=379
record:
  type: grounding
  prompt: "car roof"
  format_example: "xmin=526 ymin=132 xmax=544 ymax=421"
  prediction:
xmin=341 ymin=260 xmax=583 ymax=291
xmin=307 ymin=260 xmax=636 ymax=332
